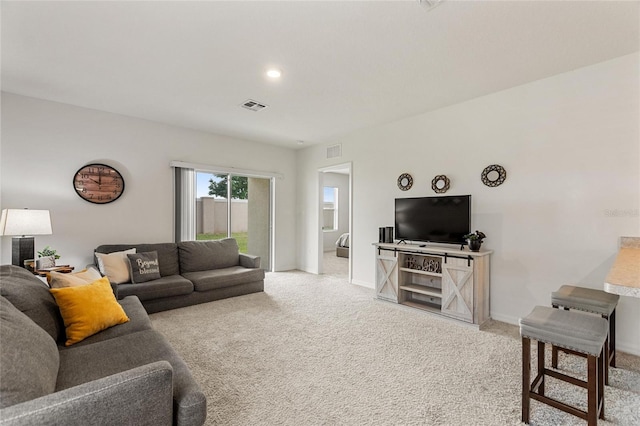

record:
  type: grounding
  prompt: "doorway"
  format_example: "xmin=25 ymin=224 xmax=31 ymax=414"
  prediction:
xmin=318 ymin=163 xmax=352 ymax=281
xmin=196 ymin=172 xmax=272 ymax=271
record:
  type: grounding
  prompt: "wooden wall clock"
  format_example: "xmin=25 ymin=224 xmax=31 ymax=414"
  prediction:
xmin=73 ymin=163 xmax=125 ymax=204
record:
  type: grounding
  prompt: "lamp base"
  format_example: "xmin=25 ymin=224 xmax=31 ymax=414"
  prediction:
xmin=12 ymin=236 xmax=35 ymax=269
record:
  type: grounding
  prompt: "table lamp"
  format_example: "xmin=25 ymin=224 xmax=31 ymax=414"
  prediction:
xmin=0 ymin=209 xmax=53 ymax=268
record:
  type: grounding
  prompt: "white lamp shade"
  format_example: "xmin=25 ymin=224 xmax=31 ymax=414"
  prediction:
xmin=0 ymin=209 xmax=53 ymax=236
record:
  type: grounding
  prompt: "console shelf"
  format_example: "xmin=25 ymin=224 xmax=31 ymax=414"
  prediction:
xmin=399 ymin=284 xmax=442 ymax=298
xmin=374 ymin=242 xmax=492 ymax=326
xmin=402 ymin=300 xmax=442 ymax=313
xmin=399 ymin=267 xmax=441 ymax=277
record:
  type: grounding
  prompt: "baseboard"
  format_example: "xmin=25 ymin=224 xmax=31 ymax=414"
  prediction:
xmin=350 ymin=279 xmax=373 ymax=289
xmin=490 ymin=312 xmax=519 ymax=326
xmin=618 ymin=342 xmax=640 ymax=356
xmin=272 ymin=264 xmax=298 ymax=272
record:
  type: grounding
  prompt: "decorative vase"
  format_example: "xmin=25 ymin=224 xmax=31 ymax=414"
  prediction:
xmin=35 ymin=256 xmax=56 ymax=270
xmin=467 ymin=239 xmax=482 ymax=252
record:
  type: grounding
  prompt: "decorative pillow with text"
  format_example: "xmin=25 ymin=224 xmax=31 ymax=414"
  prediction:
xmin=126 ymin=251 xmax=161 ymax=283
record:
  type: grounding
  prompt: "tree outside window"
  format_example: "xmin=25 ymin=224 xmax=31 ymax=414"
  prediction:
xmin=208 ymin=174 xmax=248 ymax=199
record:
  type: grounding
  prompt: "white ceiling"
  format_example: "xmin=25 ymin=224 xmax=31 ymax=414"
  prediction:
xmin=2 ymin=1 xmax=638 ymax=149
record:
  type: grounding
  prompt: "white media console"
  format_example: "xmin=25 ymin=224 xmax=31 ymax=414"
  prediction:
xmin=374 ymin=242 xmax=492 ymax=326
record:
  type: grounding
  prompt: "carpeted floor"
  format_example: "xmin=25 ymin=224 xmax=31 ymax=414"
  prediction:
xmin=151 ymin=270 xmax=640 ymax=425
xmin=322 ymin=251 xmax=348 ymax=278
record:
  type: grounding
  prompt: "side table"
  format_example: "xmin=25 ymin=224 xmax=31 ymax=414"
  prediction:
xmin=34 ymin=265 xmax=75 ymax=277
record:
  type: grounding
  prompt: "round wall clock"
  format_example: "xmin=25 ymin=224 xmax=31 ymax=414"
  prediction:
xmin=73 ymin=163 xmax=125 ymax=204
xmin=397 ymin=173 xmax=413 ymax=191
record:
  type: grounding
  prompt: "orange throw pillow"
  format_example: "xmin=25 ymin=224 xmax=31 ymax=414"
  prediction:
xmin=50 ymin=277 xmax=129 ymax=346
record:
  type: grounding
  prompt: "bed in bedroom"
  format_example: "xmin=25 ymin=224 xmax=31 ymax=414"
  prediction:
xmin=335 ymin=233 xmax=349 ymax=258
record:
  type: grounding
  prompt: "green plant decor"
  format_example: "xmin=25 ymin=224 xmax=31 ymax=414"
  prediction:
xmin=37 ymin=246 xmax=61 ymax=260
xmin=463 ymin=231 xmax=486 ymax=242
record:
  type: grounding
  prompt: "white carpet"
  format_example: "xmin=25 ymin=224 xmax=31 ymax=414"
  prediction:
xmin=151 ymin=271 xmax=640 ymax=425
xmin=322 ymin=251 xmax=348 ymax=278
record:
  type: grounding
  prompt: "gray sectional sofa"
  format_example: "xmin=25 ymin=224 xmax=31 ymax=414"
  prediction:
xmin=0 ymin=265 xmax=206 ymax=426
xmin=94 ymin=238 xmax=265 ymax=314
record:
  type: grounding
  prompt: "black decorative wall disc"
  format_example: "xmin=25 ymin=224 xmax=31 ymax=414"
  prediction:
xmin=431 ymin=175 xmax=450 ymax=193
xmin=481 ymin=164 xmax=507 ymax=187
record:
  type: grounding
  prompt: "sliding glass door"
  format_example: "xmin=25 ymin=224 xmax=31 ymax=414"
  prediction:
xmin=195 ymin=172 xmax=271 ymax=269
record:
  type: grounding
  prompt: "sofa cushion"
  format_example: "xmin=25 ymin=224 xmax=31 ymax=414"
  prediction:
xmin=0 ymin=264 xmax=64 ymax=342
xmin=48 ymin=267 xmax=102 ymax=288
xmin=58 ymin=296 xmax=153 ymax=349
xmin=57 ymin=329 xmax=207 ymax=426
xmin=95 ymin=243 xmax=180 ymax=278
xmin=117 ymin=275 xmax=193 ymax=301
xmin=183 ymin=266 xmax=265 ymax=291
xmin=178 ymin=239 xmax=240 ymax=273
xmin=95 ymin=248 xmax=136 ymax=284
xmin=50 ymin=277 xmax=130 ymax=346
xmin=0 ymin=296 xmax=59 ymax=408
xmin=127 ymin=251 xmax=161 ymax=283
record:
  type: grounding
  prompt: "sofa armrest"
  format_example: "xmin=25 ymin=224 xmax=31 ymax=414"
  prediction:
xmin=0 ymin=361 xmax=173 ymax=426
xmin=239 ymin=253 xmax=261 ymax=269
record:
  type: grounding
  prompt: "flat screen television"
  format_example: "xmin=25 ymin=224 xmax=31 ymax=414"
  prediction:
xmin=395 ymin=195 xmax=471 ymax=245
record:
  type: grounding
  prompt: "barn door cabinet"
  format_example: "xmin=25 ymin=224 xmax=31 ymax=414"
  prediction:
xmin=374 ymin=242 xmax=491 ymax=326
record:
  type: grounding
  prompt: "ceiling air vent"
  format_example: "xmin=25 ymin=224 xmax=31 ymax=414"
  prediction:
xmin=326 ymin=144 xmax=342 ymax=159
xmin=417 ymin=0 xmax=445 ymax=11
xmin=241 ymin=99 xmax=268 ymax=112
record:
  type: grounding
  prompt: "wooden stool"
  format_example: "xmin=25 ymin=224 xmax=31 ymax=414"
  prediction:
xmin=552 ymin=285 xmax=619 ymax=384
xmin=520 ymin=306 xmax=608 ymax=426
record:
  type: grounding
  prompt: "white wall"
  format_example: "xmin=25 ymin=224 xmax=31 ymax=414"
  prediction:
xmin=296 ymin=54 xmax=640 ymax=354
xmin=0 ymin=93 xmax=298 ymax=271
xmin=322 ymin=172 xmax=349 ymax=251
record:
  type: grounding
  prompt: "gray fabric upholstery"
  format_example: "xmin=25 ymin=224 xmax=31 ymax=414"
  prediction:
xmin=336 ymin=247 xmax=349 ymax=258
xmin=94 ymin=238 xmax=263 ymax=314
xmin=95 ymin=243 xmax=180 ymax=277
xmin=0 ymin=265 xmax=64 ymax=342
xmin=0 ymin=265 xmax=206 ymax=426
xmin=519 ymin=306 xmax=608 ymax=356
xmin=117 ymin=275 xmax=194 ymax=301
xmin=58 ymin=296 xmax=153 ymax=349
xmin=552 ymin=284 xmax=620 ymax=316
xmin=183 ymin=266 xmax=265 ymax=291
xmin=178 ymin=239 xmax=239 ymax=272
xmin=239 ymin=253 xmax=261 ymax=269
xmin=0 ymin=296 xmax=59 ymax=409
xmin=58 ymin=329 xmax=207 ymax=426
xmin=141 ymin=281 xmax=265 ymax=314
xmin=0 ymin=362 xmax=174 ymax=426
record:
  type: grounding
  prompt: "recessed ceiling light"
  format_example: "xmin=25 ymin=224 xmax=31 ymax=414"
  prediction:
xmin=297 ymin=140 xmax=304 ymax=145
xmin=266 ymin=69 xmax=282 ymax=79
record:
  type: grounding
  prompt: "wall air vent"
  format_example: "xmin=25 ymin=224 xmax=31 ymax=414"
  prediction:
xmin=241 ymin=99 xmax=268 ymax=112
xmin=326 ymin=144 xmax=342 ymax=159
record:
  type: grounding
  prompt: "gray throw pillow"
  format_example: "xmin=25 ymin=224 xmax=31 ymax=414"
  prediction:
xmin=0 ymin=265 xmax=65 ymax=342
xmin=178 ymin=239 xmax=240 ymax=273
xmin=0 ymin=296 xmax=59 ymax=408
xmin=127 ymin=251 xmax=161 ymax=283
